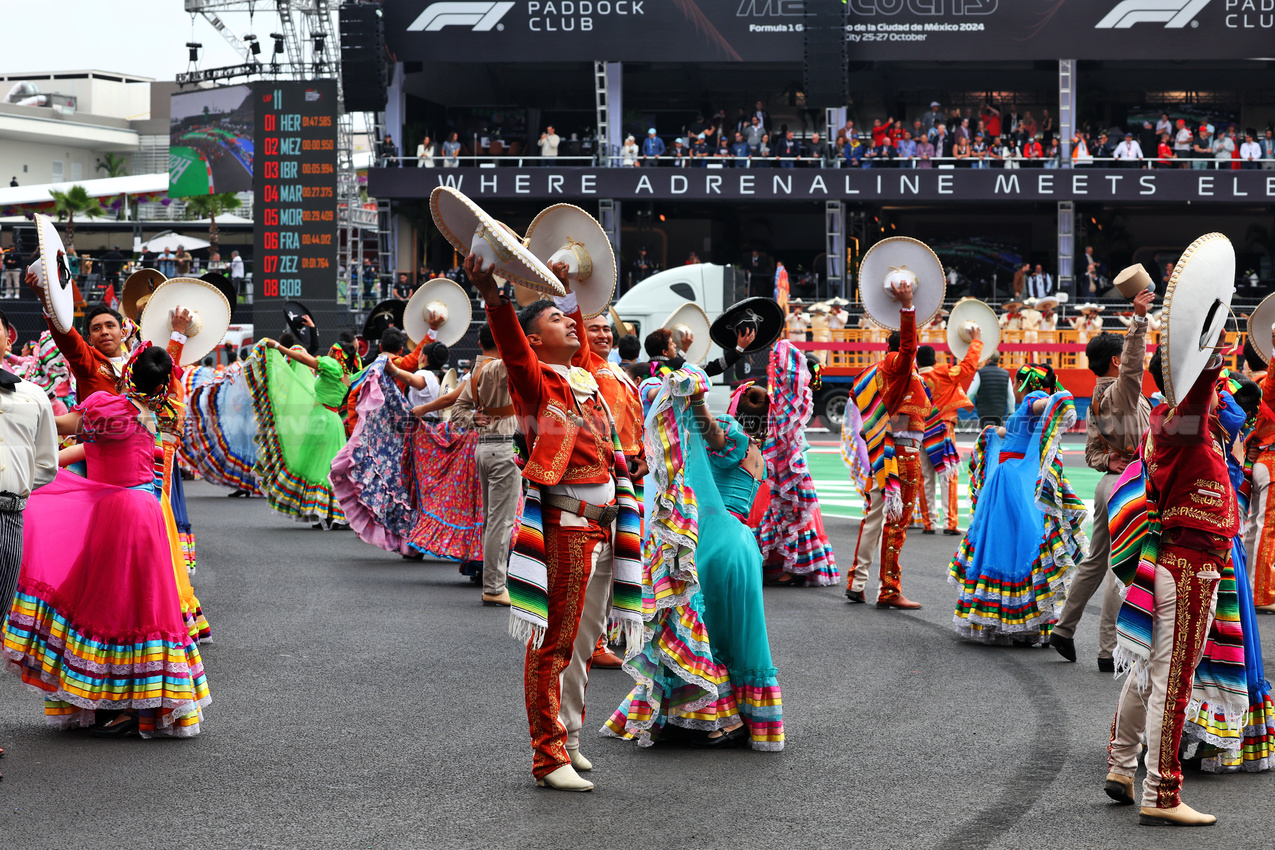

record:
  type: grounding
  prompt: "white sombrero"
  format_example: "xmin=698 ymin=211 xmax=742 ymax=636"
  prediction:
xmin=28 ymin=213 xmax=74 ymax=333
xmin=858 ymin=236 xmax=945 ymax=331
xmin=662 ymin=301 xmax=711 ymax=365
xmin=1034 ymin=295 xmax=1060 ymax=311
xmin=429 ymin=186 xmax=563 ymax=296
xmin=947 ymin=297 xmax=1000 ymax=361
xmin=1076 ymin=303 xmax=1106 ymax=314
xmin=1160 ymin=232 xmax=1235 ymax=406
xmin=405 ymin=277 xmax=472 ymax=348
xmin=524 ymin=204 xmax=616 ymax=319
xmin=138 ymin=276 xmax=232 ymax=366
xmin=1247 ymin=291 xmax=1275 ymax=365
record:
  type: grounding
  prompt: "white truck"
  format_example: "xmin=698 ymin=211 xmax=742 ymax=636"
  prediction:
xmin=611 ymin=263 xmax=766 ymax=405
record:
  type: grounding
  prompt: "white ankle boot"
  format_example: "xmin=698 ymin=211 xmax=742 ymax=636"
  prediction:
xmin=536 ymin=764 xmax=594 ymax=792
xmin=566 ymin=746 xmax=592 ymax=771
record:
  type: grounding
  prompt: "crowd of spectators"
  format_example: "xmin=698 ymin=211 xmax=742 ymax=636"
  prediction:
xmin=615 ymin=100 xmax=1275 ymax=170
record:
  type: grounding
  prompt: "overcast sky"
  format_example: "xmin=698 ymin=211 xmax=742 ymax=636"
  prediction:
xmin=2 ymin=1 xmax=286 ymax=81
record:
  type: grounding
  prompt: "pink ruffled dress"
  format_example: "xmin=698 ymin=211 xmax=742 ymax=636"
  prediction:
xmin=2 ymin=392 xmax=211 ymax=737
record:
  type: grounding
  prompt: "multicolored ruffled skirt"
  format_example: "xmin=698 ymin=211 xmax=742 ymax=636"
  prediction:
xmin=403 ymin=419 xmax=483 ymax=560
xmin=3 ymin=471 xmax=211 ymax=737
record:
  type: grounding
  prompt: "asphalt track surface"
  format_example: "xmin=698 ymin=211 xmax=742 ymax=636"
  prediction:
xmin=3 ymin=476 xmax=1274 ymax=849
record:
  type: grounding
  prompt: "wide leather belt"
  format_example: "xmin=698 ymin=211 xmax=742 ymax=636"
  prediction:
xmin=477 ymin=434 xmax=513 ymax=444
xmin=894 ymin=436 xmax=921 ymax=448
xmin=543 ymin=493 xmax=619 ymax=526
xmin=0 ymin=491 xmax=26 ymax=512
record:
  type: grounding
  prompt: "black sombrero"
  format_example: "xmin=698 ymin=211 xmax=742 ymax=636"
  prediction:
xmin=283 ymin=300 xmax=317 ymax=351
xmin=201 ymin=272 xmax=239 ymax=321
xmin=710 ymin=297 xmax=785 ymax=354
xmin=361 ymin=299 xmax=406 ymax=346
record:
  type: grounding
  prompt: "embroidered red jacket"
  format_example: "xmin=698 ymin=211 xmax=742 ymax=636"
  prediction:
xmin=880 ymin=308 xmax=931 ymax=430
xmin=487 ymin=298 xmax=614 ymax=487
xmin=1146 ymin=361 xmax=1238 ymax=537
xmin=47 ymin=318 xmax=185 ymax=400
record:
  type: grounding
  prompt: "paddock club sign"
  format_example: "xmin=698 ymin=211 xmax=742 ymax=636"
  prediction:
xmin=369 ymin=167 xmax=1275 ymax=204
xmin=383 ymin=0 xmax=1275 ymax=63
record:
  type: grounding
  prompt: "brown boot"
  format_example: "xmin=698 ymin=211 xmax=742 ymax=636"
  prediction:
xmin=1103 ymin=772 xmax=1134 ymax=805
xmin=877 ymin=594 xmax=922 ymax=610
xmin=590 ymin=644 xmax=623 ymax=668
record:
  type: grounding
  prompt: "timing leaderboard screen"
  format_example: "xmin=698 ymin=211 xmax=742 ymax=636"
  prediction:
xmin=252 ymin=79 xmax=338 ymax=307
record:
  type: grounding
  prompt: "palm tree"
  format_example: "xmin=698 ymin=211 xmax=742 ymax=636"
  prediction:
xmin=183 ymin=192 xmax=243 ymax=257
xmin=48 ymin=185 xmax=105 ymax=249
xmin=95 ymin=152 xmax=129 ymax=178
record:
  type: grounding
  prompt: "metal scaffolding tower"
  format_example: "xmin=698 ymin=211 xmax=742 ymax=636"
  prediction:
xmin=183 ymin=0 xmax=383 ymax=313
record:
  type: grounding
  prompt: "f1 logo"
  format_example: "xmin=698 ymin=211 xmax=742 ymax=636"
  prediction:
xmin=1094 ymin=0 xmax=1210 ymax=28
xmin=407 ymin=1 xmax=515 ymax=31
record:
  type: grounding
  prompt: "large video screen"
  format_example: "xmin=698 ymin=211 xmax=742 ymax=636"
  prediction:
xmin=169 ymin=84 xmax=254 ymax=197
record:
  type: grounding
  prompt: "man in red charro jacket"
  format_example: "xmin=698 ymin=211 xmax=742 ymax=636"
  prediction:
xmin=873 ymin=278 xmax=926 ymax=609
xmin=467 ymin=252 xmax=625 ymax=793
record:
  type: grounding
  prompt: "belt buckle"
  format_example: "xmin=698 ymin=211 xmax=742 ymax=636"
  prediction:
xmin=598 ymin=505 xmax=619 ymax=525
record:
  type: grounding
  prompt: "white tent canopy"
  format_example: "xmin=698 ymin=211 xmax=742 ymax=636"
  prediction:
xmin=0 ymin=173 xmax=168 ymax=207
xmin=141 ymin=231 xmax=210 ymax=252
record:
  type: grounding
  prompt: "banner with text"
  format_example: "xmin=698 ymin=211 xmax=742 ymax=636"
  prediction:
xmin=370 ymin=166 xmax=1275 ymax=204
xmin=383 ymin=0 xmax=1275 ymax=63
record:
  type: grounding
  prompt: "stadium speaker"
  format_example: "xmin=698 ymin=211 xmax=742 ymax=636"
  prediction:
xmin=340 ymin=2 xmax=388 ymax=113
xmin=803 ymin=1 xmax=847 ymax=108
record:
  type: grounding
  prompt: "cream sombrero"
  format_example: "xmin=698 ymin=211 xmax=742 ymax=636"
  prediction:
xmin=405 ymin=277 xmax=472 ymax=348
xmin=1160 ymin=232 xmax=1235 ymax=406
xmin=524 ymin=204 xmax=616 ymax=318
xmin=429 ymin=186 xmax=562 ymax=296
xmin=29 ymin=213 xmax=74 ymax=333
xmin=663 ymin=301 xmax=711 ymax=365
xmin=1247 ymin=291 xmax=1275 ymax=365
xmin=947 ymin=297 xmax=1000 ymax=361
xmin=858 ymin=236 xmax=945 ymax=331
xmin=138 ymin=276 xmax=232 ymax=366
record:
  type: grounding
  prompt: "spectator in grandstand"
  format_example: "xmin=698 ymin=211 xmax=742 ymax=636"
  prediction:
xmin=808 ymin=132 xmax=829 ymax=168
xmin=1019 ymin=111 xmax=1038 ymax=140
xmin=776 ymin=130 xmax=798 ymax=168
xmin=922 ymin=101 xmax=943 ymax=133
xmin=1213 ymin=126 xmax=1237 ymax=168
xmin=932 ymin=123 xmax=952 ymax=159
xmin=1262 ymin=128 xmax=1275 ymax=169
xmin=159 ymin=247 xmax=176 ymax=278
xmin=381 ymin=134 xmax=399 ymax=167
xmin=733 ymin=107 xmax=749 ymax=138
xmin=1094 ymin=131 xmax=1114 ymax=161
xmin=953 ymin=135 xmax=972 ymax=168
xmin=981 ymin=102 xmax=1002 ymax=139
xmin=692 ymin=133 xmax=711 ymax=167
xmin=538 ymin=126 xmax=560 ymax=161
xmin=416 ymin=136 xmax=435 ymax=168
xmin=863 ymin=134 xmax=895 ymax=168
xmin=1083 ymin=262 xmax=1105 ymax=295
xmin=1072 ymin=133 xmax=1093 ymax=167
xmin=361 ymin=258 xmax=378 ymax=300
xmin=642 ymin=128 xmax=665 ymax=165
xmin=8 ymin=177 xmax=16 ymax=187
xmin=955 ymin=117 xmax=971 ymax=143
xmin=1113 ymin=132 xmax=1144 ymax=168
xmin=971 ymin=133 xmax=991 ymax=169
xmin=845 ymin=133 xmax=865 ymax=168
xmin=1021 ymin=134 xmax=1044 ymax=168
xmin=745 ymin=116 xmax=764 ymax=153
xmin=1240 ymin=130 xmax=1263 ymax=169
xmin=757 ymin=133 xmax=772 ymax=167
xmin=1161 ymin=261 xmax=1175 ymax=288
xmin=1172 ymin=119 xmax=1192 ymax=166
xmin=731 ymin=132 xmax=751 ymax=167
xmin=1155 ymin=112 xmax=1173 ymax=137
xmin=914 ymin=132 xmax=935 ymax=169
xmin=715 ymin=135 xmax=732 ymax=164
xmin=685 ymin=252 xmax=699 ymax=265
xmin=752 ymin=100 xmax=769 ymax=131
xmin=895 ymin=130 xmax=916 ymax=167
xmin=442 ymin=132 xmax=461 ymax=167
xmin=671 ymin=137 xmax=689 ymax=167
xmin=100 ymin=245 xmax=125 ymax=286
xmin=870 ymin=118 xmax=893 ymax=147
xmin=1025 ymin=264 xmax=1053 ymax=299
xmin=621 ymin=135 xmax=639 ymax=167
xmin=1156 ymin=133 xmax=1175 ymax=168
